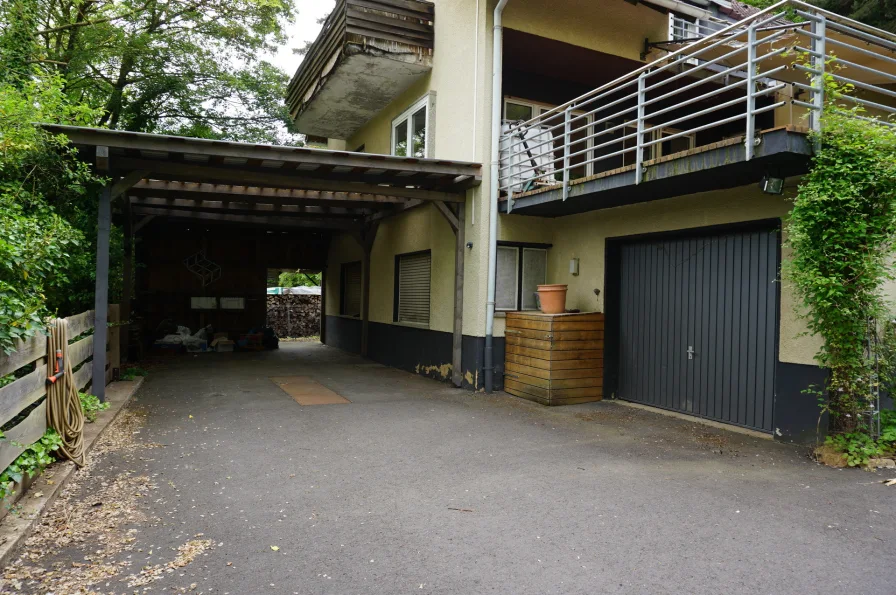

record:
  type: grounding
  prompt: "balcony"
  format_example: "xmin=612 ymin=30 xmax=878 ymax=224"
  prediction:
xmin=499 ymin=0 xmax=896 ymax=217
xmin=286 ymin=0 xmax=434 ymax=140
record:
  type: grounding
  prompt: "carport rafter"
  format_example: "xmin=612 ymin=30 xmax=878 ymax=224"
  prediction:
xmin=129 ymin=207 xmax=360 ymax=230
xmin=129 ymin=196 xmax=374 ymax=218
xmin=112 ymin=158 xmax=465 ymax=203
xmin=130 ymin=180 xmax=406 ymax=207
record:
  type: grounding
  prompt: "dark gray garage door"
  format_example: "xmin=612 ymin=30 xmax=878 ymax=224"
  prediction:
xmin=616 ymin=225 xmax=778 ymax=432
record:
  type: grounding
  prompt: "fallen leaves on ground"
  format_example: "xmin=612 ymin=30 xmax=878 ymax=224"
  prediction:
xmin=0 ymin=406 xmax=207 ymax=594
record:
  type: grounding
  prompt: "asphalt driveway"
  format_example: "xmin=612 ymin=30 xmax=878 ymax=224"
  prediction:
xmin=7 ymin=342 xmax=896 ymax=594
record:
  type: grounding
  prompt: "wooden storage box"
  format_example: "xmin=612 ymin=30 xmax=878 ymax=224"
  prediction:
xmin=503 ymin=311 xmax=604 ymax=406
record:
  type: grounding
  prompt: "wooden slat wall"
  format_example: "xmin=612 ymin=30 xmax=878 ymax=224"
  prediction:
xmin=504 ymin=312 xmax=604 ymax=406
xmin=0 ymin=306 xmax=119 ymax=472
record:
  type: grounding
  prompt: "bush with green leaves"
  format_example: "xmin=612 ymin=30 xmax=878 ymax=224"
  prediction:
xmin=786 ymin=74 xmax=896 ymax=434
xmin=120 ymin=367 xmax=149 ymax=381
xmin=0 ymin=429 xmax=62 ymax=501
xmin=79 ymin=391 xmax=110 ymax=423
xmin=0 ymin=75 xmax=103 ymax=354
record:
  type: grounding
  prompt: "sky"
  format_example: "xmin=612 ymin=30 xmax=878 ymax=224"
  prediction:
xmin=268 ymin=0 xmax=336 ymax=78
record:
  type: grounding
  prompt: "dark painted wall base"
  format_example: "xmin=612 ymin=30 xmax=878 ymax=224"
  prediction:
xmin=324 ymin=318 xmax=835 ymax=444
xmin=324 ymin=315 xmax=505 ymax=391
xmin=774 ymin=361 xmax=828 ymax=445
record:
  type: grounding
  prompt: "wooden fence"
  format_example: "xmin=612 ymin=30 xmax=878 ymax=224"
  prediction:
xmin=0 ymin=305 xmax=120 ymax=472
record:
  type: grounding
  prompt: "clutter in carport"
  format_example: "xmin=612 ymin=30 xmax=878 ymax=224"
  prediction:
xmin=152 ymin=324 xmax=279 ymax=353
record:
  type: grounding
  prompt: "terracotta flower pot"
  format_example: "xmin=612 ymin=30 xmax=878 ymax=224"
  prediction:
xmin=536 ymin=284 xmax=568 ymax=314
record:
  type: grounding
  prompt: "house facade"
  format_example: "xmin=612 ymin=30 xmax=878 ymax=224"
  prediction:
xmin=287 ymin=0 xmax=896 ymax=442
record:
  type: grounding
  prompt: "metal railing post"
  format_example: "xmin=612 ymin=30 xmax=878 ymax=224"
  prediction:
xmin=635 ymin=71 xmax=647 ymax=184
xmin=745 ymin=20 xmax=757 ymax=161
xmin=562 ymin=107 xmax=571 ymax=200
xmin=811 ymin=11 xmax=827 ymax=139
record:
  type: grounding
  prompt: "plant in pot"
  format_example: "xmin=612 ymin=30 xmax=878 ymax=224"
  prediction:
xmin=537 ymin=284 xmax=568 ymax=314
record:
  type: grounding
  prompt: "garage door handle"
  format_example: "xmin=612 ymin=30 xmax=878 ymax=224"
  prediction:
xmin=687 ymin=345 xmax=695 ymax=360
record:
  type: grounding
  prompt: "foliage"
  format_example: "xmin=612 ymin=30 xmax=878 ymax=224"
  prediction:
xmin=0 ymin=429 xmax=62 ymax=501
xmin=0 ymin=0 xmax=302 ymax=144
xmin=120 ymin=366 xmax=148 ymax=381
xmin=79 ymin=391 xmax=109 ymax=423
xmin=739 ymin=0 xmax=896 ymax=32
xmin=0 ymin=75 xmax=104 ymax=353
xmin=824 ymin=431 xmax=883 ymax=466
xmin=277 ymin=270 xmax=321 ymax=288
xmin=785 ymin=72 xmax=896 ymax=435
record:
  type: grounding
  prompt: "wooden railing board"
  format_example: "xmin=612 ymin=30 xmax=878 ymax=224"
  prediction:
xmin=65 ymin=310 xmax=96 ymax=340
xmin=71 ymin=361 xmax=92 ymax=393
xmin=68 ymin=335 xmax=94 ymax=370
xmin=0 ymin=364 xmax=48 ymax=429
xmin=0 ymin=335 xmax=47 ymax=377
xmin=0 ymin=401 xmax=47 ymax=472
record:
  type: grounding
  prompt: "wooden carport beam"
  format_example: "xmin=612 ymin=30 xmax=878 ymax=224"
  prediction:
xmin=130 ymin=180 xmax=407 ymax=206
xmin=130 ymin=207 xmax=360 ymax=230
xmin=111 ymin=169 xmax=150 ymax=199
xmin=434 ymin=200 xmax=466 ymax=388
xmin=133 ymin=215 xmax=155 ymax=233
xmin=114 ymin=158 xmax=464 ymax=203
xmin=129 ymin=196 xmax=372 ymax=218
xmin=91 ymin=147 xmax=111 ymax=402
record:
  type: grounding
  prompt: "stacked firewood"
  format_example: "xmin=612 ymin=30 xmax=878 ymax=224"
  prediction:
xmin=266 ymin=295 xmax=321 ymax=338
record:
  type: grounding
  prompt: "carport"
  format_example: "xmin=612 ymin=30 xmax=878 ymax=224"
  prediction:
xmin=44 ymin=125 xmax=481 ymax=399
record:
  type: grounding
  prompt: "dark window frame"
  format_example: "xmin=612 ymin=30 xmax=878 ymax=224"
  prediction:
xmin=496 ymin=241 xmax=552 ymax=312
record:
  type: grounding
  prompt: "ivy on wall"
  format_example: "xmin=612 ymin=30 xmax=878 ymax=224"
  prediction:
xmin=786 ymin=75 xmax=896 ymax=435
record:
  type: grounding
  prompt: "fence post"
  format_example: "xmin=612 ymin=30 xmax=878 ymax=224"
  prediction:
xmin=562 ymin=107 xmax=572 ymax=201
xmin=745 ymin=20 xmax=757 ymax=161
xmin=635 ymin=71 xmax=647 ymax=184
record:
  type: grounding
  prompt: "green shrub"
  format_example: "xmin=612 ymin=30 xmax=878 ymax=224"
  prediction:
xmin=0 ymin=429 xmax=62 ymax=501
xmin=121 ymin=367 xmax=148 ymax=381
xmin=79 ymin=391 xmax=109 ymax=423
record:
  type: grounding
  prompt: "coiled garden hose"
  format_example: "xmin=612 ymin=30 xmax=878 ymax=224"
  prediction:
xmin=46 ymin=319 xmax=85 ymax=466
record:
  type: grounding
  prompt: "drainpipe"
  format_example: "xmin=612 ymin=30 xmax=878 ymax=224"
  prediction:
xmin=484 ymin=0 xmax=510 ymax=394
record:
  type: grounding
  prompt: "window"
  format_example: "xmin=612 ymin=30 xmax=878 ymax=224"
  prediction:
xmin=392 ymin=96 xmax=430 ymax=158
xmin=496 ymin=244 xmax=549 ymax=311
xmin=394 ymin=251 xmax=431 ymax=325
xmin=340 ymin=261 xmax=362 ymax=317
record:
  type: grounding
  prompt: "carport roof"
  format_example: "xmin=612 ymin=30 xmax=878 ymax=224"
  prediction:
xmin=43 ymin=124 xmax=481 ymax=231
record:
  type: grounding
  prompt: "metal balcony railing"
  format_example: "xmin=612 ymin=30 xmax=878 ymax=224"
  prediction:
xmin=499 ymin=0 xmax=896 ymax=211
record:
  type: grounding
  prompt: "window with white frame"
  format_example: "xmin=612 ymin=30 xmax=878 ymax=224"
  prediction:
xmin=496 ymin=244 xmax=549 ymax=311
xmin=392 ymin=96 xmax=430 ymax=158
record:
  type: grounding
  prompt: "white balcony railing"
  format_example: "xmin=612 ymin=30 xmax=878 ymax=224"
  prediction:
xmin=499 ymin=0 xmax=896 ymax=211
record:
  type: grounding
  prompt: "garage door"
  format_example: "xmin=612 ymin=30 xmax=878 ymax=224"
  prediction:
xmin=616 ymin=225 xmax=778 ymax=432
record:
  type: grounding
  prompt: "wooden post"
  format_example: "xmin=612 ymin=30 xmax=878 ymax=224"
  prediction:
xmin=120 ymin=196 xmax=133 ymax=362
xmin=451 ymin=202 xmax=465 ymax=387
xmin=91 ymin=183 xmax=111 ymax=402
xmin=106 ymin=304 xmax=120 ymax=385
xmin=355 ymin=223 xmax=379 ymax=358
xmin=320 ymin=268 xmax=327 ymax=344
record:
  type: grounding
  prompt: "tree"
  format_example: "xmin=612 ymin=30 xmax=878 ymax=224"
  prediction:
xmin=13 ymin=0 xmax=301 ymax=143
xmin=277 ymin=270 xmax=321 ymax=288
xmin=0 ymin=74 xmax=103 ymax=353
xmin=740 ymin=0 xmax=896 ymax=32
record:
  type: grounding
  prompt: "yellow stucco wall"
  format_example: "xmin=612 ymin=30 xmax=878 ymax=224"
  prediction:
xmin=493 ymin=183 xmax=823 ymax=367
xmin=325 ymin=202 xmax=459 ymax=334
xmin=502 ymin=0 xmax=668 ymax=63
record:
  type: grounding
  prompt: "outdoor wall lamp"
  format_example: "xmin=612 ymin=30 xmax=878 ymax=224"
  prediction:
xmin=760 ymin=174 xmax=784 ymax=195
